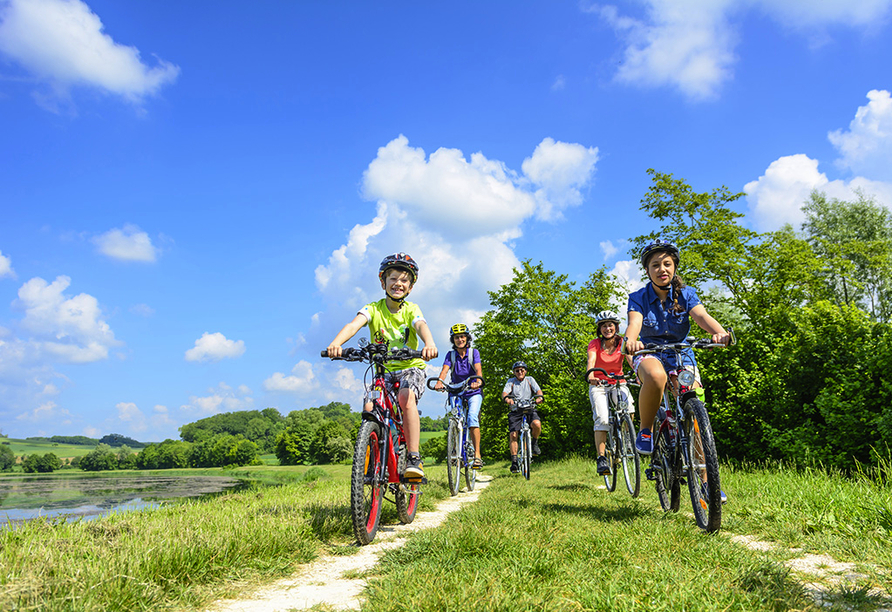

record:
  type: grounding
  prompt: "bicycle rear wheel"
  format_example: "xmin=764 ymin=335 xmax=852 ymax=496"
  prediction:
xmin=603 ymin=424 xmax=618 ymax=492
xmin=395 ymin=444 xmax=419 ymax=524
xmin=684 ymin=398 xmax=722 ymax=532
xmin=446 ymin=420 xmax=461 ymax=496
xmin=463 ymin=438 xmax=476 ymax=492
xmin=350 ymin=420 xmax=384 ymax=545
xmin=520 ymin=428 xmax=532 ymax=480
xmin=619 ymin=413 xmax=641 ymax=498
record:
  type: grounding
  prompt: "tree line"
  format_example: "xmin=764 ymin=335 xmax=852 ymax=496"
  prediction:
xmin=473 ymin=171 xmax=891 ymax=471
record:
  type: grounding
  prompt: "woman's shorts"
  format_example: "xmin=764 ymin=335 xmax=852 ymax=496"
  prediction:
xmin=633 ymin=349 xmax=701 ymax=385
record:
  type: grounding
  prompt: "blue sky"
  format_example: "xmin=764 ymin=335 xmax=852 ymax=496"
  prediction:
xmin=1 ymin=0 xmax=890 ymax=442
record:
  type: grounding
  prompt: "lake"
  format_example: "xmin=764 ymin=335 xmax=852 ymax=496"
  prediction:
xmin=0 ymin=473 xmax=246 ymax=527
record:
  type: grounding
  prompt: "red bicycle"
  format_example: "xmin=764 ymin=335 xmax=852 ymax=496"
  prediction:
xmin=322 ymin=339 xmax=425 ymax=545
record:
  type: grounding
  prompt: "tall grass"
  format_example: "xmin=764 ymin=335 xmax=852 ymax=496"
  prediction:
xmin=0 ymin=465 xmax=447 ymax=611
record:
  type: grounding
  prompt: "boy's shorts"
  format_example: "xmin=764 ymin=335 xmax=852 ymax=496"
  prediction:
xmin=363 ymin=367 xmax=426 ymax=404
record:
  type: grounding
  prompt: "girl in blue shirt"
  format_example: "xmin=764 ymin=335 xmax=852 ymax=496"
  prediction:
xmin=624 ymin=240 xmax=731 ymax=457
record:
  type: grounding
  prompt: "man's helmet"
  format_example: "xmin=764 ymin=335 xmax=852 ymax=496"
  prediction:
xmin=512 ymin=361 xmax=527 ymax=371
xmin=379 ymin=253 xmax=419 ymax=283
xmin=449 ymin=323 xmax=471 ymax=342
xmin=639 ymin=239 xmax=680 ymax=268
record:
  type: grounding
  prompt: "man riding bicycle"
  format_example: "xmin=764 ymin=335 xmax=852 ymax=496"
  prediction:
xmin=502 ymin=361 xmax=543 ymax=473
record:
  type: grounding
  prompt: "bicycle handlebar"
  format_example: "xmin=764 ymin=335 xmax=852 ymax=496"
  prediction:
xmin=426 ymin=375 xmax=486 ymax=393
xmin=321 ymin=345 xmax=425 ymax=362
xmin=623 ymin=327 xmax=737 ymax=356
xmin=583 ymin=367 xmax=627 ymax=385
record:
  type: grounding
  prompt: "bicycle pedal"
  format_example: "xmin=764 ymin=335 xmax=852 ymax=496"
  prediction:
xmin=644 ymin=467 xmax=656 ymax=481
xmin=401 ymin=475 xmax=427 ymax=485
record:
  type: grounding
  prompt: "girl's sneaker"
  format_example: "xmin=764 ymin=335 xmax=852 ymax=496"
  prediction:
xmin=596 ymin=455 xmax=611 ymax=475
xmin=635 ymin=429 xmax=653 ymax=455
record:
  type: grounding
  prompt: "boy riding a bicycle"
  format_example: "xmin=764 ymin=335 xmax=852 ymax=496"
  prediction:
xmin=326 ymin=252 xmax=438 ymax=480
xmin=502 ymin=361 xmax=544 ymax=473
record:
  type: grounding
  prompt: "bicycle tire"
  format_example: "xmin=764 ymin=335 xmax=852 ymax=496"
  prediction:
xmin=350 ymin=420 xmax=384 ymax=545
xmin=463 ymin=438 xmax=476 ymax=492
xmin=684 ymin=398 xmax=722 ymax=532
xmin=395 ymin=443 xmax=419 ymax=524
xmin=652 ymin=416 xmax=680 ymax=512
xmin=619 ymin=412 xmax=641 ymax=498
xmin=520 ymin=429 xmax=532 ymax=480
xmin=604 ymin=424 xmax=618 ymax=492
xmin=446 ymin=420 xmax=461 ymax=496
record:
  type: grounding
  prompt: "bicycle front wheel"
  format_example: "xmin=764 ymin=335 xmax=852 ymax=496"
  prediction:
xmin=350 ymin=420 xmax=384 ymax=545
xmin=619 ymin=413 xmax=641 ymax=498
xmin=396 ymin=444 xmax=420 ymax=524
xmin=463 ymin=437 xmax=476 ymax=492
xmin=604 ymin=425 xmax=618 ymax=492
xmin=446 ymin=420 xmax=461 ymax=496
xmin=520 ymin=429 xmax=532 ymax=480
xmin=684 ymin=398 xmax=722 ymax=532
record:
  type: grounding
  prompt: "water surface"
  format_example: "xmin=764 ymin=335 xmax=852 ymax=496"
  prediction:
xmin=0 ymin=473 xmax=245 ymax=526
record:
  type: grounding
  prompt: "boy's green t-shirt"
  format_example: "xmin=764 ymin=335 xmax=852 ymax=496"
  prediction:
xmin=357 ymin=298 xmax=426 ymax=371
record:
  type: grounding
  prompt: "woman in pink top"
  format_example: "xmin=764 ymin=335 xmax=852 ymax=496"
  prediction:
xmin=586 ymin=311 xmax=635 ymax=476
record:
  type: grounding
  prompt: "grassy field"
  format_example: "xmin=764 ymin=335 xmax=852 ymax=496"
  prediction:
xmin=2 ymin=457 xmax=890 ymax=611
xmin=1 ymin=438 xmax=107 ymax=461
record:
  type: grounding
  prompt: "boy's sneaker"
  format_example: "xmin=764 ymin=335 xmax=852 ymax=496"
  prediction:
xmin=532 ymin=440 xmax=541 ymax=456
xmin=510 ymin=460 xmax=520 ymax=473
xmin=596 ymin=455 xmax=611 ymax=476
xmin=404 ymin=452 xmax=424 ymax=480
xmin=635 ymin=429 xmax=653 ymax=455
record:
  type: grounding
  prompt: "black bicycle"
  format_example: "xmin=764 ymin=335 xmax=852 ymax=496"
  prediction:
xmin=513 ymin=398 xmax=539 ymax=480
xmin=321 ymin=339 xmax=425 ymax=545
xmin=584 ymin=367 xmax=640 ymax=497
xmin=427 ymin=375 xmax=486 ymax=496
xmin=631 ymin=333 xmax=734 ymax=532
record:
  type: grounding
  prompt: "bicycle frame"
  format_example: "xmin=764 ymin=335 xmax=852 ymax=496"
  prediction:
xmin=427 ymin=375 xmax=485 ymax=495
xmin=584 ymin=367 xmax=640 ymax=497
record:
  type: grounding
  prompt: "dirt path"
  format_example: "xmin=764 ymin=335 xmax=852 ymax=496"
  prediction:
xmin=206 ymin=475 xmax=492 ymax=612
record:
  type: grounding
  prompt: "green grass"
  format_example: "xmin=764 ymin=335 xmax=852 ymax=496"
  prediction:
xmin=2 ymin=438 xmax=104 ymax=460
xmin=2 ymin=457 xmax=890 ymax=611
xmin=420 ymin=430 xmax=446 ymax=444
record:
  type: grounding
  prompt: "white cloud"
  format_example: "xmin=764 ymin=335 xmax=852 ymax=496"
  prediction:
xmin=600 ymin=240 xmax=619 ymax=260
xmin=16 ymin=275 xmax=120 ymax=363
xmin=0 ymin=250 xmax=15 ymax=279
xmin=829 ymin=89 xmax=892 ymax=182
xmin=16 ymin=400 xmax=73 ymax=425
xmin=595 ymin=0 xmax=892 ymax=100
xmin=522 ymin=138 xmax=600 ymax=220
xmin=552 ymin=75 xmax=566 ymax=91
xmin=609 ymin=259 xmax=647 ymax=294
xmin=184 ymin=332 xmax=246 ymax=362
xmin=0 ymin=0 xmax=180 ymax=108
xmin=93 ymin=224 xmax=159 ymax=262
xmin=181 ymin=382 xmax=253 ymax=415
xmin=113 ymin=401 xmax=147 ymax=432
xmin=264 ymin=360 xmax=319 ymax=394
xmin=745 ymin=91 xmax=892 ymax=231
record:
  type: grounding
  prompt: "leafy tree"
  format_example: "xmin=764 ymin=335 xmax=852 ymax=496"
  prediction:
xmin=275 ymin=409 xmax=326 ymax=465
xmin=312 ymin=421 xmax=352 ymax=464
xmin=179 ymin=408 xmax=284 ymax=452
xmin=117 ymin=445 xmax=138 ymax=470
xmin=136 ymin=439 xmax=191 ymax=469
xmin=188 ymin=433 xmax=260 ymax=467
xmin=0 ymin=444 xmax=15 ymax=471
xmin=99 ymin=433 xmax=144 ymax=448
xmin=80 ymin=445 xmax=119 ymax=471
xmin=420 ymin=434 xmax=447 ymax=463
xmin=475 ymin=261 xmax=625 ymax=460
xmin=22 ymin=453 xmax=61 ymax=473
xmin=802 ymin=191 xmax=892 ymax=322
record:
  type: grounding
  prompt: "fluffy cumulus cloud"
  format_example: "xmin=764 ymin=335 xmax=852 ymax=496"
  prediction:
xmin=16 ymin=400 xmax=73 ymax=425
xmin=0 ymin=0 xmax=180 ymax=108
xmin=745 ymin=91 xmax=892 ymax=231
xmin=264 ymin=360 xmax=319 ymax=394
xmin=185 ymin=332 xmax=246 ymax=362
xmin=594 ymin=0 xmax=892 ymax=100
xmin=0 ymin=250 xmax=15 ymax=279
xmin=16 ymin=275 xmax=120 ymax=363
xmin=304 ymin=135 xmax=600 ymax=409
xmin=829 ymin=89 xmax=892 ymax=182
xmin=181 ymin=382 xmax=253 ymax=415
xmin=93 ymin=224 xmax=159 ymax=262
